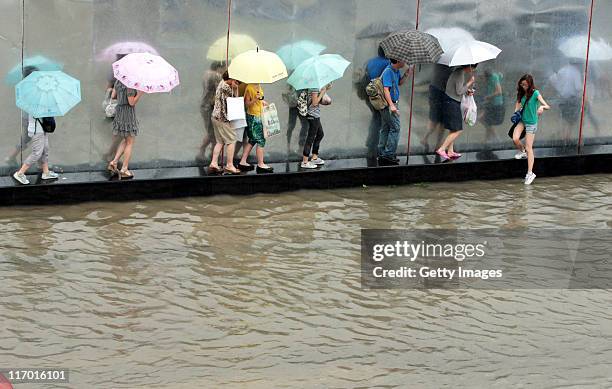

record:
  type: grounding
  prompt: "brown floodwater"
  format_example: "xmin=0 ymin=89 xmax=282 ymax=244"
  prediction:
xmin=1 ymin=175 xmax=612 ymax=388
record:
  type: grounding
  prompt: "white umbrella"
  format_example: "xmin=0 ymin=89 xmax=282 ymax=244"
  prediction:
xmin=425 ymin=27 xmax=475 ymax=52
xmin=559 ymin=36 xmax=612 ymax=61
xmin=438 ymin=40 xmax=501 ymax=66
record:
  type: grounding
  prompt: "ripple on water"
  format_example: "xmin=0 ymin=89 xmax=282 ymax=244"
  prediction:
xmin=0 ymin=175 xmax=611 ymax=387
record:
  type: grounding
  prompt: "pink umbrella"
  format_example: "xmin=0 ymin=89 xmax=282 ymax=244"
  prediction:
xmin=113 ymin=53 xmax=179 ymax=93
xmin=96 ymin=41 xmax=159 ymax=62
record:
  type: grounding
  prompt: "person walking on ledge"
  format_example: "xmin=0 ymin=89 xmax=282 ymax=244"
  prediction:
xmin=238 ymin=83 xmax=273 ymax=174
xmin=12 ymin=114 xmax=60 ymax=185
xmin=378 ymin=58 xmax=409 ymax=166
xmin=108 ymin=79 xmax=144 ymax=179
xmin=209 ymin=71 xmax=240 ymax=175
xmin=301 ymin=84 xmax=330 ymax=169
xmin=512 ymin=74 xmax=550 ymax=185
xmin=437 ymin=64 xmax=476 ymax=161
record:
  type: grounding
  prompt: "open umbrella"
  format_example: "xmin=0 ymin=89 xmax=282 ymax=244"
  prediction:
xmin=15 ymin=70 xmax=81 ymax=118
xmin=5 ymin=55 xmax=63 ymax=85
xmin=113 ymin=53 xmax=179 ymax=93
xmin=229 ymin=48 xmax=287 ymax=84
xmin=425 ymin=27 xmax=475 ymax=52
xmin=207 ymin=34 xmax=258 ymax=61
xmin=96 ymin=41 xmax=159 ymax=62
xmin=380 ymin=30 xmax=443 ymax=65
xmin=287 ymin=54 xmax=350 ymax=90
xmin=559 ymin=35 xmax=612 ymax=61
xmin=438 ymin=40 xmax=501 ymax=66
xmin=276 ymin=40 xmax=325 ymax=70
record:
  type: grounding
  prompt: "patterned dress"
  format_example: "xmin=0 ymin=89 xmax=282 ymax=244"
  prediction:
xmin=113 ymin=80 xmax=139 ymax=137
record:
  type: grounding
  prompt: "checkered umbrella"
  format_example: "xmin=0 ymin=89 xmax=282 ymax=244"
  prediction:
xmin=380 ymin=30 xmax=444 ymax=65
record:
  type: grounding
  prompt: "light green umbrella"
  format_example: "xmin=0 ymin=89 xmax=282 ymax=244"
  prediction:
xmin=15 ymin=71 xmax=81 ymax=118
xmin=276 ymin=40 xmax=326 ymax=70
xmin=287 ymin=54 xmax=350 ymax=90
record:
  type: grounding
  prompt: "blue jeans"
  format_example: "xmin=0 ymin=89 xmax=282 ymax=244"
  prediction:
xmin=378 ymin=106 xmax=400 ymax=159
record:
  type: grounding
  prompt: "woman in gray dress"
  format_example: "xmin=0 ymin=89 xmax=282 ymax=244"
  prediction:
xmin=108 ymin=79 xmax=143 ymax=179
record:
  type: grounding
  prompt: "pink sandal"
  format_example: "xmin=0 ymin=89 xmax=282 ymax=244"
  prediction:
xmin=436 ymin=149 xmax=450 ymax=161
xmin=448 ymin=151 xmax=462 ymax=159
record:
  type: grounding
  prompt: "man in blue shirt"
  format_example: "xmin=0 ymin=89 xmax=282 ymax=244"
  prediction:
xmin=378 ymin=58 xmax=408 ymax=165
xmin=366 ymin=46 xmax=391 ymax=80
xmin=364 ymin=46 xmax=390 ymax=160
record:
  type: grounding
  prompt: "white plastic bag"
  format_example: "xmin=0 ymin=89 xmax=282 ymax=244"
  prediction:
xmin=262 ymin=103 xmax=281 ymax=139
xmin=226 ymin=97 xmax=246 ymax=121
xmin=461 ymin=94 xmax=477 ymax=126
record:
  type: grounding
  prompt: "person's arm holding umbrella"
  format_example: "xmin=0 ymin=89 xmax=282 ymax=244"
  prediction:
xmin=399 ymin=64 xmax=413 ymax=86
xmin=127 ymin=89 xmax=144 ymax=107
xmin=311 ymin=83 xmax=330 ymax=106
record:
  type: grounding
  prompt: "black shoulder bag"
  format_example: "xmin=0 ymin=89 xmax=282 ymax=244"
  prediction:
xmin=507 ymin=93 xmax=532 ymax=140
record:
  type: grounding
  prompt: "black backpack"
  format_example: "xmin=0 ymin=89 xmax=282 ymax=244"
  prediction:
xmin=35 ymin=117 xmax=56 ymax=133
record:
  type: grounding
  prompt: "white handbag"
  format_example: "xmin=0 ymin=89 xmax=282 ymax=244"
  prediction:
xmin=103 ymin=90 xmax=117 ymax=118
xmin=226 ymin=97 xmax=246 ymax=121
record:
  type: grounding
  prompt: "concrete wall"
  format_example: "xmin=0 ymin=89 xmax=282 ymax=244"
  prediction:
xmin=1 ymin=0 xmax=610 ymax=174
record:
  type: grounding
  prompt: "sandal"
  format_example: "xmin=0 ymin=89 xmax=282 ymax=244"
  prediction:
xmin=435 ymin=149 xmax=450 ymax=161
xmin=107 ymin=161 xmax=119 ymax=176
xmin=207 ymin=166 xmax=222 ymax=175
xmin=119 ymin=170 xmax=134 ymax=179
xmin=448 ymin=151 xmax=463 ymax=159
xmin=223 ymin=167 xmax=240 ymax=175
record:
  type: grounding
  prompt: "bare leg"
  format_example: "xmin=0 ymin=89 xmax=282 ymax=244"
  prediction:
xmin=225 ymin=143 xmax=236 ymax=170
xmin=240 ymin=143 xmax=254 ymax=165
xmin=112 ymin=138 xmax=127 ymax=165
xmin=120 ymin=136 xmax=135 ymax=173
xmin=256 ymin=146 xmax=269 ymax=168
xmin=210 ymin=143 xmax=223 ymax=169
xmin=17 ymin=163 xmax=31 ymax=175
xmin=512 ymin=123 xmax=525 ymax=152
xmin=437 ymin=131 xmax=462 ymax=152
xmin=525 ymin=133 xmax=535 ymax=174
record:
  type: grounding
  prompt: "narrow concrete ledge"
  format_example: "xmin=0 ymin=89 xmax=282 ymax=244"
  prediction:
xmin=1 ymin=145 xmax=611 ymax=206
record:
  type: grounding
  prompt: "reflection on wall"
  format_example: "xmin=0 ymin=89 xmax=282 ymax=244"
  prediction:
xmin=0 ymin=0 xmax=609 ymax=176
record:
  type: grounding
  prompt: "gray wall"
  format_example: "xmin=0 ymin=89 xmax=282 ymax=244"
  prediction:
xmin=1 ymin=0 xmax=610 ymax=174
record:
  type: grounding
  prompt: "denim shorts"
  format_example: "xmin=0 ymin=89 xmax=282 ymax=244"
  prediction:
xmin=525 ymin=123 xmax=538 ymax=134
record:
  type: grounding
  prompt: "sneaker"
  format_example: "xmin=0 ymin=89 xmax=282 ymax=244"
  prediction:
xmin=515 ymin=151 xmax=527 ymax=159
xmin=12 ymin=172 xmax=29 ymax=185
xmin=300 ymin=161 xmax=318 ymax=169
xmin=41 ymin=171 xmax=59 ymax=180
xmin=311 ymin=157 xmax=325 ymax=165
xmin=524 ymin=172 xmax=536 ymax=185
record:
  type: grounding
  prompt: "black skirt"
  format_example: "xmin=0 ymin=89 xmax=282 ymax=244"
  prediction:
xmin=442 ymin=95 xmax=463 ymax=132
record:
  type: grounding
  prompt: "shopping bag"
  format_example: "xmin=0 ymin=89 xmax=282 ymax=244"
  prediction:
xmin=262 ymin=103 xmax=281 ymax=138
xmin=231 ymin=118 xmax=247 ymax=140
xmin=461 ymin=94 xmax=477 ymax=126
xmin=226 ymin=97 xmax=246 ymax=121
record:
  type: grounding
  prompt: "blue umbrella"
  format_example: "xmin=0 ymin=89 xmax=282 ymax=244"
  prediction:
xmin=276 ymin=40 xmax=326 ymax=70
xmin=4 ymin=55 xmax=63 ymax=85
xmin=287 ymin=54 xmax=351 ymax=90
xmin=15 ymin=71 xmax=81 ymax=118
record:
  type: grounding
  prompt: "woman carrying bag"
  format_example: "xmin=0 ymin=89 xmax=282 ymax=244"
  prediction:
xmin=510 ymin=74 xmax=551 ymax=185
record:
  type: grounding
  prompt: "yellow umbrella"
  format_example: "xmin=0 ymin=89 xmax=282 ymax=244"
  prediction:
xmin=206 ymin=34 xmax=258 ymax=61
xmin=228 ymin=48 xmax=288 ymax=84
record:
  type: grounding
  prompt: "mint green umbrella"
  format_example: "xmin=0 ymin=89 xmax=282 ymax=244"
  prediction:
xmin=276 ymin=40 xmax=326 ymax=70
xmin=287 ymin=54 xmax=350 ymax=90
xmin=15 ymin=71 xmax=81 ymax=118
xmin=5 ymin=55 xmax=63 ymax=85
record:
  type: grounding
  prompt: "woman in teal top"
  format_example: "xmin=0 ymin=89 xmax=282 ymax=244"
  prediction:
xmin=511 ymin=74 xmax=550 ymax=185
